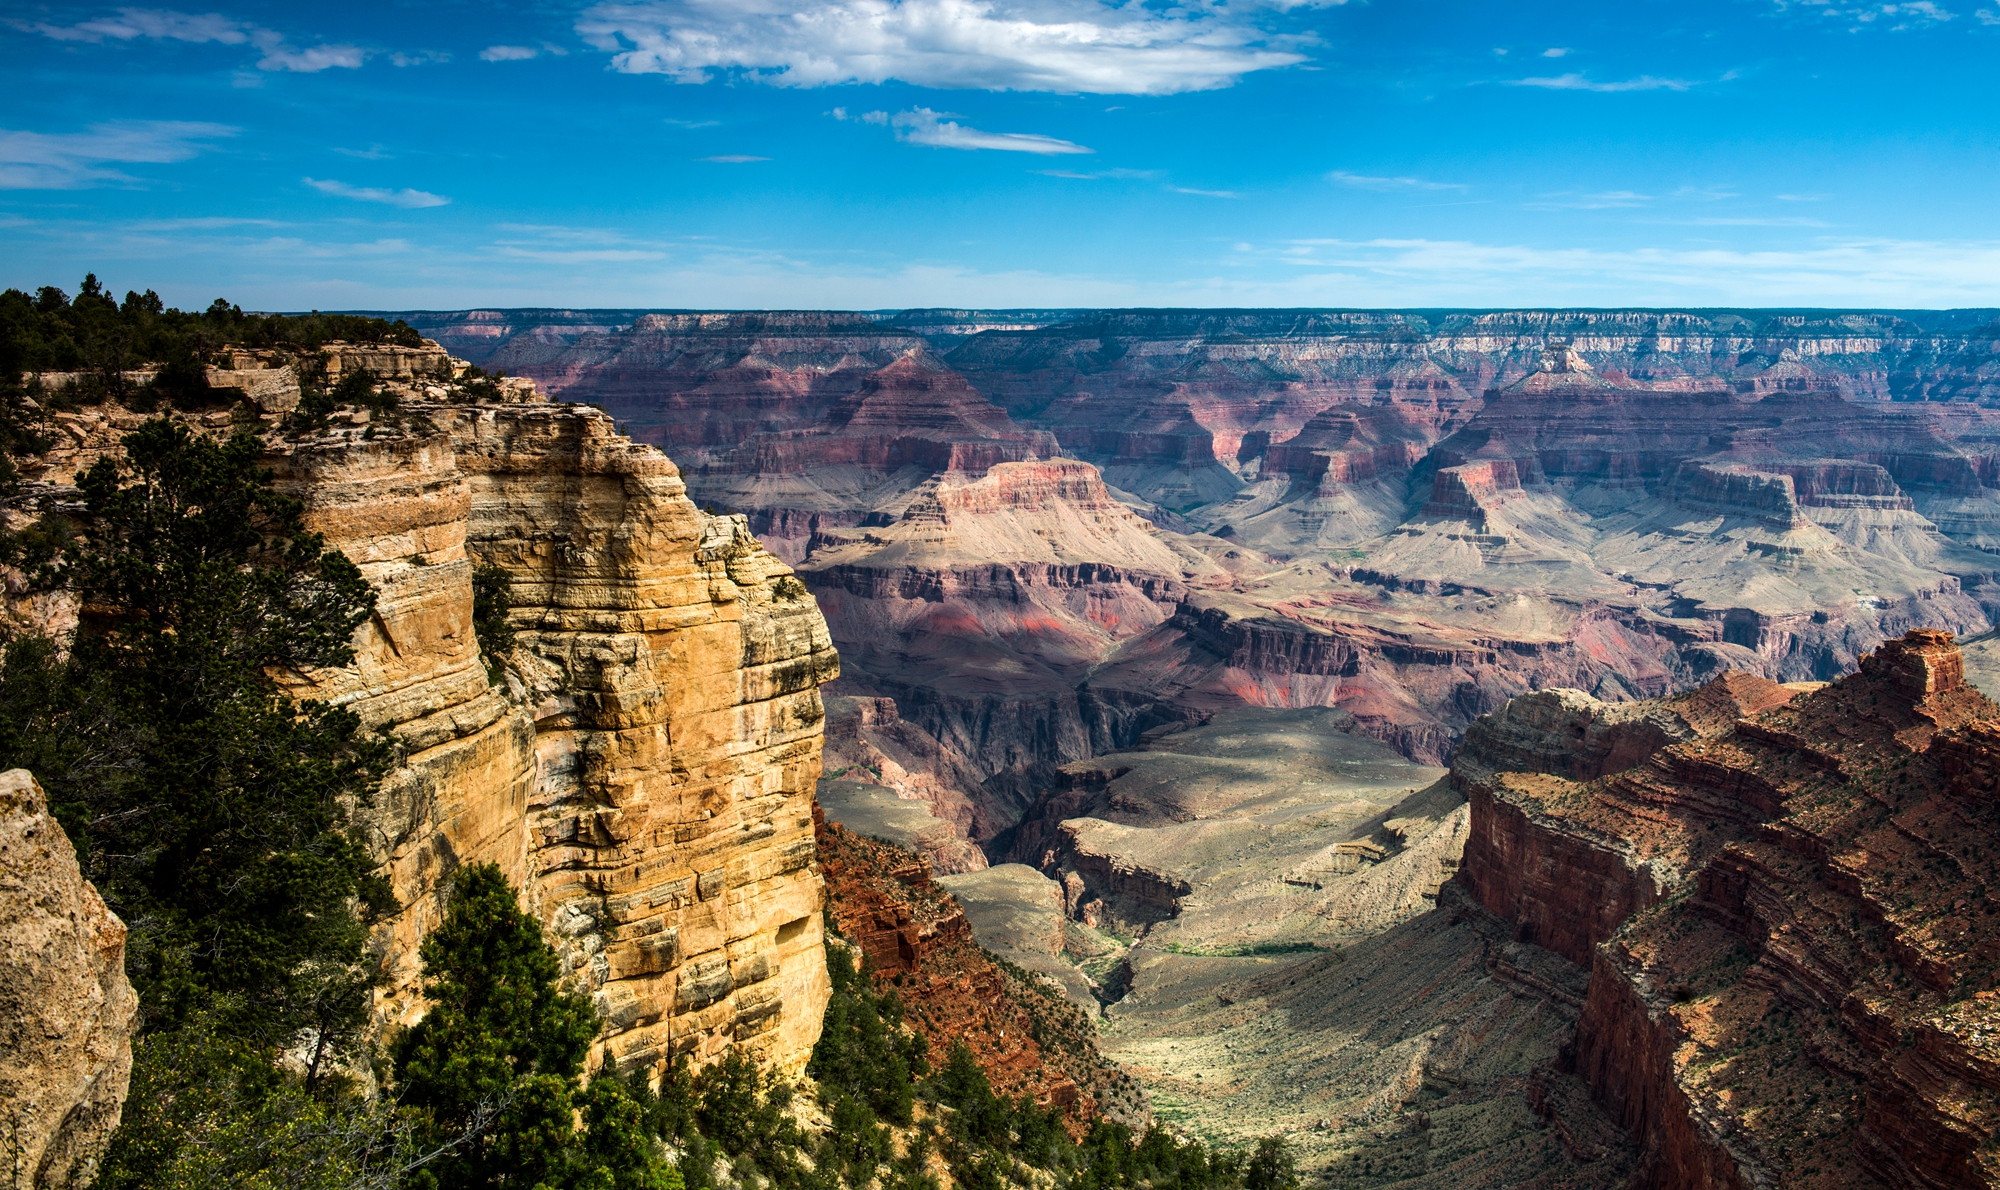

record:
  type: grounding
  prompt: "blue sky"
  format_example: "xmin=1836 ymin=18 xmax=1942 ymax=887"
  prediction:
xmin=2 ymin=0 xmax=1997 ymax=310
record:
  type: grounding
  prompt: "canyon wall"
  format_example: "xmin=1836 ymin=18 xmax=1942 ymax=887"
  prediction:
xmin=15 ymin=346 xmax=844 ymax=1078
xmin=0 ymin=770 xmax=136 ymax=1190
xmin=1452 ymin=629 xmax=2000 ymax=1189
xmin=289 ymin=397 xmax=841 ymax=1076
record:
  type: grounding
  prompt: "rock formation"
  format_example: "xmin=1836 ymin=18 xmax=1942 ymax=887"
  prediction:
xmin=11 ymin=340 xmax=843 ymax=1078
xmin=814 ymin=805 xmax=1136 ymax=1128
xmin=1455 ymin=629 xmax=2000 ymax=1188
xmin=0 ymin=769 xmax=138 ymax=1190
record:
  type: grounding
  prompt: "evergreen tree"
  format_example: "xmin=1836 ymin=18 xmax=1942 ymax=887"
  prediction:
xmin=393 ymin=862 xmax=672 ymax=1190
xmin=0 ymin=418 xmax=391 ymax=1052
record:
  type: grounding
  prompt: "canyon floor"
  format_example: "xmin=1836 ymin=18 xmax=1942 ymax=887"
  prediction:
xmin=820 ymin=706 xmax=1629 ymax=1184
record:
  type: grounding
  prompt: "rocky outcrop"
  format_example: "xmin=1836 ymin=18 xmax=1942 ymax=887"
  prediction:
xmin=282 ymin=401 xmax=840 ymax=1076
xmin=800 ymin=459 xmax=1217 ymax=794
xmin=10 ymin=362 xmax=844 ymax=1079
xmin=815 ymin=807 xmax=1126 ymax=1127
xmin=0 ymin=769 xmax=137 ymax=1190
xmin=1454 ymin=629 xmax=2000 ymax=1189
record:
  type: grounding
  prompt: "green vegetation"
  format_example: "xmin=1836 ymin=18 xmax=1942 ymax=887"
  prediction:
xmin=0 ymin=419 xmax=391 ymax=1054
xmin=472 ymin=563 xmax=519 ymax=662
xmin=394 ymin=864 xmax=675 ymax=1190
xmin=1156 ymin=941 xmax=1326 ymax=958
xmin=0 ymin=274 xmax=421 ymax=396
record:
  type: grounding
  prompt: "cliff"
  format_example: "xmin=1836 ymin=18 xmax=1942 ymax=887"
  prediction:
xmin=13 ymin=341 xmax=844 ymax=1079
xmin=0 ymin=769 xmax=137 ymax=1190
xmin=1454 ymin=629 xmax=2000 ymax=1189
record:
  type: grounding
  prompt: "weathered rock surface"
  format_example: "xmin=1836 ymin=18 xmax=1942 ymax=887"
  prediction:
xmin=282 ymin=402 xmax=840 ymax=1076
xmin=8 ymin=358 xmax=843 ymax=1079
xmin=1455 ymin=629 xmax=2000 ymax=1189
xmin=0 ymin=769 xmax=137 ymax=1190
xmin=815 ymin=806 xmax=1139 ymax=1128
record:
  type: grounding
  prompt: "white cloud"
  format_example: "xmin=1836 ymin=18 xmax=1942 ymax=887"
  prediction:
xmin=252 ymin=31 xmax=365 ymax=72
xmin=303 ymin=177 xmax=450 ymax=207
xmin=1510 ymin=72 xmax=1693 ymax=92
xmin=1329 ymin=170 xmax=1464 ymax=191
xmin=1771 ymin=0 xmax=1958 ymax=27
xmin=481 ymin=44 xmax=540 ymax=61
xmin=0 ymin=120 xmax=235 ymax=189
xmin=23 ymin=8 xmax=367 ymax=71
xmin=575 ymin=0 xmax=1306 ymax=95
xmin=1527 ymin=189 xmax=1653 ymax=209
xmin=24 ymin=7 xmax=246 ymax=43
xmin=1979 ymin=7 xmax=2000 ymax=21
xmin=892 ymin=108 xmax=1091 ymax=154
xmin=702 ymin=154 xmax=769 ymax=162
xmin=1170 ymin=186 xmax=1239 ymax=198
xmin=1541 ymin=46 xmax=1570 ymax=57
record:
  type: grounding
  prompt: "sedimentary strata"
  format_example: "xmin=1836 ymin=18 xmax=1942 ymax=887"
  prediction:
xmin=12 ymin=341 xmax=843 ymax=1077
xmin=1457 ymin=629 xmax=2000 ymax=1188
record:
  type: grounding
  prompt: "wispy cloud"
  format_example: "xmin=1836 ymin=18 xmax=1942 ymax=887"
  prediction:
xmin=0 ymin=120 xmax=235 ymax=189
xmin=829 ymin=108 xmax=890 ymax=125
xmin=1772 ymin=0 xmax=1958 ymax=28
xmin=1527 ymin=190 xmax=1653 ymax=209
xmin=22 ymin=7 xmax=245 ymax=43
xmin=22 ymin=7 xmax=369 ymax=72
xmin=702 ymin=154 xmax=769 ymax=162
xmin=1509 ymin=72 xmax=1694 ymax=91
xmin=481 ymin=45 xmax=539 ymax=61
xmin=303 ymin=177 xmax=450 ymax=207
xmin=575 ymin=0 xmax=1307 ymax=95
xmin=1170 ymin=186 xmax=1239 ymax=198
xmin=1328 ymin=170 xmax=1464 ymax=191
xmin=1034 ymin=167 xmax=1161 ymax=180
xmin=892 ymin=109 xmax=1091 ymax=155
xmin=1541 ymin=46 xmax=1571 ymax=57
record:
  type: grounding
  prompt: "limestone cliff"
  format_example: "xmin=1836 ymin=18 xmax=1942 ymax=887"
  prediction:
xmin=281 ymin=397 xmax=840 ymax=1075
xmin=14 ymin=342 xmax=843 ymax=1078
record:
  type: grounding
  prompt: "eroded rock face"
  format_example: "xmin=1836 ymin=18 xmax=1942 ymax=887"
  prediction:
xmin=0 ymin=769 xmax=137 ymax=1190
xmin=1456 ymin=629 xmax=2000 ymax=1189
xmin=275 ymin=403 xmax=841 ymax=1076
xmin=10 ymin=382 xmax=843 ymax=1080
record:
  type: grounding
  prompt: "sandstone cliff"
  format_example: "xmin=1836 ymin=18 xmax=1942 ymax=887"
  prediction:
xmin=13 ymin=341 xmax=843 ymax=1079
xmin=0 ymin=769 xmax=137 ymax=1190
xmin=1455 ymin=629 xmax=2000 ymax=1189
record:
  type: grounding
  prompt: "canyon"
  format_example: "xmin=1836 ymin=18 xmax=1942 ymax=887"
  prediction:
xmin=381 ymin=307 xmax=2000 ymax=797
xmin=17 ymin=305 xmax=2000 ymax=1186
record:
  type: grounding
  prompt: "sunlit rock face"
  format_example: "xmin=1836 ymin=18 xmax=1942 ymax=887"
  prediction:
xmin=0 ymin=769 xmax=137 ymax=1190
xmin=1455 ymin=630 xmax=2000 ymax=1190
xmin=267 ymin=399 xmax=843 ymax=1077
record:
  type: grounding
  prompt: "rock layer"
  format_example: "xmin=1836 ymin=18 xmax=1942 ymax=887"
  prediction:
xmin=283 ymin=401 xmax=841 ymax=1076
xmin=0 ymin=769 xmax=137 ymax=1190
xmin=9 ymin=356 xmax=844 ymax=1079
xmin=1454 ymin=629 xmax=2000 ymax=1189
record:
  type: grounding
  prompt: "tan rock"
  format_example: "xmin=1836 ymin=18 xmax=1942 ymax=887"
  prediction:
xmin=0 ymin=769 xmax=138 ymax=1190
xmin=274 ymin=403 xmax=839 ymax=1077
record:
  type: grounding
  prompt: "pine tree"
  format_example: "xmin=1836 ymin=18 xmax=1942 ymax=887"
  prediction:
xmin=394 ymin=862 xmax=675 ymax=1190
xmin=0 ymin=418 xmax=391 ymax=1052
